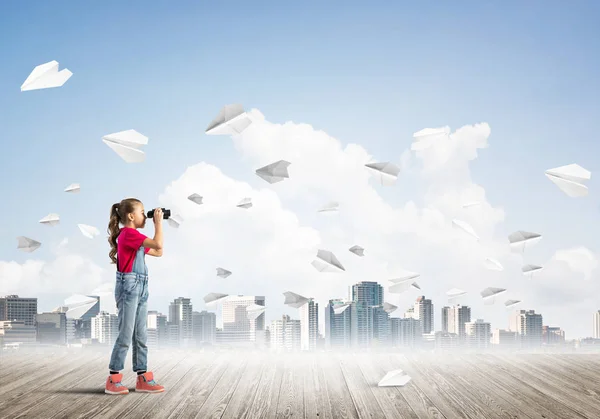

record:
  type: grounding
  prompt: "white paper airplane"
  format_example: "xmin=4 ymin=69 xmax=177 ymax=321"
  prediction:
xmin=365 ymin=162 xmax=400 ymax=186
xmin=317 ymin=201 xmax=339 ymax=213
xmin=204 ymin=293 xmax=229 ymax=306
xmin=389 ymin=269 xmax=420 ymax=282
xmin=333 ymin=303 xmax=351 ymax=315
xmin=167 ymin=214 xmax=183 ymax=229
xmin=246 ymin=304 xmax=266 ymax=321
xmin=411 ymin=127 xmax=451 ymax=151
xmin=349 ymin=245 xmax=364 ymax=257
xmin=53 ymin=295 xmax=99 ymax=319
xmin=509 ymin=231 xmax=542 ymax=253
xmin=483 ymin=257 xmax=504 ymax=271
xmin=462 ymin=201 xmax=481 ymax=208
xmin=452 ymin=219 xmax=479 ymax=240
xmin=311 ymin=249 xmax=345 ymax=273
xmin=283 ymin=291 xmax=310 ymax=308
xmin=21 ymin=60 xmax=72 ymax=92
xmin=504 ymin=299 xmax=521 ymax=309
xmin=480 ymin=287 xmax=506 ymax=305
xmin=378 ymin=369 xmax=412 ymax=387
xmin=237 ymin=197 xmax=252 ymax=209
xmin=17 ymin=236 xmax=41 ymax=252
xmin=256 ymin=160 xmax=291 ymax=184
xmin=78 ymin=224 xmax=99 ymax=239
xmin=382 ymin=302 xmax=398 ymax=314
xmin=388 ymin=279 xmax=420 ymax=294
xmin=216 ymin=267 xmax=232 ymax=278
xmin=545 ymin=163 xmax=591 ymax=198
xmin=39 ymin=213 xmax=60 ymax=226
xmin=102 ymin=129 xmax=148 ymax=163
xmin=188 ymin=193 xmax=203 ymax=205
xmin=64 ymin=183 xmax=80 ymax=193
xmin=205 ymin=104 xmax=253 ymax=136
xmin=522 ymin=264 xmax=543 ymax=278
xmin=447 ymin=288 xmax=467 ymax=301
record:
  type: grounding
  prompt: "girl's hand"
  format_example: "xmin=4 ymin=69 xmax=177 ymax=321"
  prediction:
xmin=153 ymin=208 xmax=163 ymax=224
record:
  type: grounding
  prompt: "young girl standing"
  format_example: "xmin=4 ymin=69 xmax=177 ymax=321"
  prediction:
xmin=105 ymin=198 xmax=166 ymax=395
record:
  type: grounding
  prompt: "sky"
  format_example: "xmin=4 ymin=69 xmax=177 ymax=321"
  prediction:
xmin=1 ymin=1 xmax=600 ymax=339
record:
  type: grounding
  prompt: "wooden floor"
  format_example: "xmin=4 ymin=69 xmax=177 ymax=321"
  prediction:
xmin=2 ymin=349 xmax=600 ymax=418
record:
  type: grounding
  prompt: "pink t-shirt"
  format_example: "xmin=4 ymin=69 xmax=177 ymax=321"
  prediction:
xmin=117 ymin=227 xmax=150 ymax=272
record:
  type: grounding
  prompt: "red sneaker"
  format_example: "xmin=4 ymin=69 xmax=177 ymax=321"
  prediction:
xmin=135 ymin=372 xmax=165 ymax=393
xmin=105 ymin=373 xmax=129 ymax=395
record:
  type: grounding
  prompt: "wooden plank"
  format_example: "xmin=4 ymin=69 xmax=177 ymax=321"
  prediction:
xmin=338 ymin=354 xmax=389 ymax=419
xmin=494 ymin=355 xmax=600 ymax=418
xmin=241 ymin=353 xmax=285 ymax=419
xmin=220 ymin=352 xmax=267 ymax=419
xmin=303 ymin=352 xmax=333 ymax=419
xmin=467 ymin=355 xmax=589 ymax=419
xmin=356 ymin=353 xmax=422 ymax=419
xmin=190 ymin=354 xmax=248 ymax=419
xmin=439 ymin=354 xmax=535 ymax=419
xmin=320 ymin=353 xmax=360 ymax=419
xmin=274 ymin=354 xmax=304 ymax=419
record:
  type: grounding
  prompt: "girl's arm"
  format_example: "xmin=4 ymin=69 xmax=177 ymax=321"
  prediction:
xmin=143 ymin=209 xmax=164 ymax=253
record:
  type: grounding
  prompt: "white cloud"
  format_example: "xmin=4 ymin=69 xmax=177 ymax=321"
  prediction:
xmin=1 ymin=110 xmax=597 ymax=338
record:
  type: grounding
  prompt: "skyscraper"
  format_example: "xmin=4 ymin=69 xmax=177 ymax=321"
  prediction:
xmin=219 ymin=295 xmax=265 ymax=343
xmin=465 ymin=319 xmax=491 ymax=349
xmin=0 ymin=295 xmax=38 ymax=326
xmin=192 ymin=310 xmax=216 ymax=345
xmin=325 ymin=299 xmax=352 ymax=350
xmin=414 ymin=296 xmax=434 ymax=334
xmin=448 ymin=305 xmax=471 ymax=342
xmin=169 ymin=297 xmax=193 ymax=342
xmin=594 ymin=311 xmax=600 ymax=339
xmin=510 ymin=309 xmax=543 ymax=347
xmin=441 ymin=306 xmax=450 ymax=333
xmin=299 ymin=298 xmax=318 ymax=351
xmin=351 ymin=281 xmax=384 ymax=306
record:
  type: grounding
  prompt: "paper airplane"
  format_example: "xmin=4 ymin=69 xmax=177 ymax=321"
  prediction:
xmin=256 ymin=160 xmax=291 ymax=184
xmin=480 ymin=287 xmax=506 ymax=305
xmin=102 ymin=129 xmax=148 ymax=163
xmin=447 ymin=288 xmax=467 ymax=301
xmin=317 ymin=201 xmax=339 ymax=213
xmin=246 ymin=304 xmax=266 ymax=321
xmin=378 ymin=369 xmax=412 ymax=387
xmin=522 ymin=264 xmax=543 ymax=278
xmin=333 ymin=303 xmax=351 ymax=315
xmin=64 ymin=183 xmax=80 ymax=193
xmin=283 ymin=291 xmax=310 ymax=308
xmin=349 ymin=245 xmax=364 ymax=257
xmin=205 ymin=104 xmax=252 ymax=136
xmin=388 ymin=279 xmax=421 ymax=294
xmin=545 ymin=163 xmax=591 ymax=198
xmin=78 ymin=224 xmax=99 ymax=239
xmin=452 ymin=219 xmax=479 ymax=240
xmin=462 ymin=201 xmax=481 ymax=208
xmin=188 ymin=194 xmax=203 ymax=205
xmin=167 ymin=214 xmax=183 ymax=229
xmin=216 ymin=267 xmax=232 ymax=278
xmin=389 ymin=270 xmax=420 ymax=282
xmin=504 ymin=299 xmax=521 ymax=309
xmin=509 ymin=231 xmax=542 ymax=252
xmin=39 ymin=213 xmax=60 ymax=226
xmin=17 ymin=236 xmax=41 ymax=252
xmin=204 ymin=293 xmax=228 ymax=305
xmin=365 ymin=162 xmax=400 ymax=186
xmin=411 ymin=127 xmax=451 ymax=151
xmin=483 ymin=257 xmax=504 ymax=271
xmin=53 ymin=295 xmax=99 ymax=319
xmin=237 ymin=197 xmax=252 ymax=209
xmin=21 ymin=60 xmax=72 ymax=92
xmin=382 ymin=302 xmax=398 ymax=314
xmin=311 ymin=249 xmax=345 ymax=273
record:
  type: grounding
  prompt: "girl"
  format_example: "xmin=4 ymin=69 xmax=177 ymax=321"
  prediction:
xmin=105 ymin=198 xmax=166 ymax=395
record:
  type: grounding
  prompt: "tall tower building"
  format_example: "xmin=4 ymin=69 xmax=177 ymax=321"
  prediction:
xmin=465 ymin=319 xmax=491 ymax=349
xmin=91 ymin=311 xmax=119 ymax=345
xmin=414 ymin=296 xmax=434 ymax=334
xmin=448 ymin=305 xmax=471 ymax=342
xmin=192 ymin=310 xmax=216 ymax=345
xmin=510 ymin=309 xmax=543 ymax=347
xmin=325 ymin=299 xmax=352 ymax=349
xmin=351 ymin=281 xmax=384 ymax=306
xmin=169 ymin=297 xmax=194 ymax=342
xmin=594 ymin=311 xmax=600 ymax=339
xmin=299 ymin=298 xmax=318 ymax=351
xmin=441 ymin=306 xmax=450 ymax=333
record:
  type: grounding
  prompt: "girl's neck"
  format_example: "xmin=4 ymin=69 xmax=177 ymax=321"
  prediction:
xmin=123 ymin=223 xmax=137 ymax=229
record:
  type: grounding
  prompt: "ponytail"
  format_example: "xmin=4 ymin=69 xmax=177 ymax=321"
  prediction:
xmin=108 ymin=203 xmax=121 ymax=264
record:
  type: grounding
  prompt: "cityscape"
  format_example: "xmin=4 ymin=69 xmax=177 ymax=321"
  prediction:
xmin=3 ymin=280 xmax=600 ymax=353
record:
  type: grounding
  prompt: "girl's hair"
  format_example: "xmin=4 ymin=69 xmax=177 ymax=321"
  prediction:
xmin=108 ymin=198 xmax=143 ymax=264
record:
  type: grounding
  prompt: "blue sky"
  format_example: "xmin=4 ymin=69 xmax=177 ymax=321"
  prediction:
xmin=1 ymin=1 xmax=600 ymax=329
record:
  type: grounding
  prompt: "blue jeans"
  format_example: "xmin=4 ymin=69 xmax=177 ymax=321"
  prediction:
xmin=109 ymin=247 xmax=149 ymax=372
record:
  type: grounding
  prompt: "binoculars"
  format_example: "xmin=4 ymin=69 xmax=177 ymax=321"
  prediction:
xmin=147 ymin=208 xmax=171 ymax=220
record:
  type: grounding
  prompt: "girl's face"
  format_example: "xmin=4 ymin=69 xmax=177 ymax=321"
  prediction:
xmin=128 ymin=203 xmax=147 ymax=229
